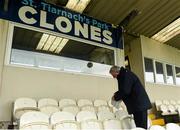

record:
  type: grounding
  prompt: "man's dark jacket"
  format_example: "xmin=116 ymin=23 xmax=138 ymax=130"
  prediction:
xmin=114 ymin=67 xmax=152 ymax=114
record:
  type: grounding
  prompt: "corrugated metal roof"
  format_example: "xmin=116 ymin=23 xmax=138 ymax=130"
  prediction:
xmin=83 ymin=0 xmax=180 ymax=48
xmin=165 ymin=34 xmax=180 ymax=49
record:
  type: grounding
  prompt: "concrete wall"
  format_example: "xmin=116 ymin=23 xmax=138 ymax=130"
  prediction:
xmin=141 ymin=35 xmax=180 ymax=101
xmin=0 ymin=20 xmax=8 ymax=94
xmin=124 ymin=38 xmax=145 ymax=86
xmin=141 ymin=36 xmax=180 ymax=65
xmin=125 ymin=35 xmax=180 ymax=102
xmin=0 ymin=66 xmax=118 ymax=121
xmin=145 ymin=83 xmax=180 ymax=101
xmin=0 ymin=20 xmax=124 ymax=121
xmin=0 ymin=20 xmax=3 ymax=92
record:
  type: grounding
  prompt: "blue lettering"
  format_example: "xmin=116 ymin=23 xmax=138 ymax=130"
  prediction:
xmin=104 ymin=24 xmax=109 ymax=30
xmin=57 ymin=9 xmax=61 ymax=15
xmin=28 ymin=0 xmax=34 ymax=7
xmin=97 ymin=23 xmax=102 ymax=28
xmin=51 ymin=7 xmax=57 ymax=14
xmin=78 ymin=14 xmax=84 ymax=23
xmin=92 ymin=19 xmax=97 ymax=26
xmin=92 ymin=20 xmax=109 ymax=30
xmin=86 ymin=18 xmax=90 ymax=24
xmin=73 ymin=14 xmax=78 ymax=21
xmin=62 ymin=11 xmax=67 ymax=17
xmin=21 ymin=0 xmax=29 ymax=5
xmin=41 ymin=2 xmax=49 ymax=11
xmin=67 ymin=13 xmax=72 ymax=19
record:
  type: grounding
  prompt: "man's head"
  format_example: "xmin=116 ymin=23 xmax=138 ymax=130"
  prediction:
xmin=109 ymin=66 xmax=121 ymax=78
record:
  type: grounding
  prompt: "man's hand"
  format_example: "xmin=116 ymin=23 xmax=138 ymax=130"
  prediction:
xmin=113 ymin=91 xmax=121 ymax=101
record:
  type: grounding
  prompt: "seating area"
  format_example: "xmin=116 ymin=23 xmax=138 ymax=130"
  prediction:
xmin=14 ymin=98 xmax=136 ymax=130
xmin=13 ymin=98 xmax=180 ymax=130
xmin=13 ymin=98 xmax=125 ymax=120
xmin=154 ymin=99 xmax=180 ymax=124
xmin=155 ymin=100 xmax=180 ymax=116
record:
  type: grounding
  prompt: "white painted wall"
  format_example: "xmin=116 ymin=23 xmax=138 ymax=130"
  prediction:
xmin=0 ymin=20 xmax=8 ymax=93
xmin=0 ymin=20 xmax=124 ymax=121
xmin=124 ymin=38 xmax=145 ymax=86
xmin=145 ymin=83 xmax=180 ymax=101
xmin=141 ymin=36 xmax=180 ymax=65
xmin=0 ymin=20 xmax=3 ymax=91
xmin=125 ymin=35 xmax=180 ymax=102
xmin=141 ymin=35 xmax=180 ymax=101
xmin=0 ymin=66 xmax=118 ymax=121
